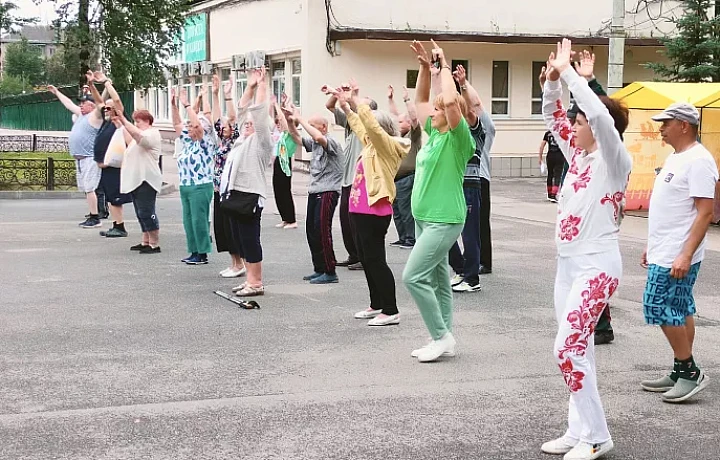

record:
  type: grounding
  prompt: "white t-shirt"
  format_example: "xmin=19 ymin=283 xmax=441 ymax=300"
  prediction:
xmin=120 ymin=128 xmax=163 ymax=194
xmin=647 ymin=143 xmax=718 ymax=267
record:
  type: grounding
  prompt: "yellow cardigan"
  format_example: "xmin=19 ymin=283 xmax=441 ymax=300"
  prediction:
xmin=346 ymin=105 xmax=411 ymax=207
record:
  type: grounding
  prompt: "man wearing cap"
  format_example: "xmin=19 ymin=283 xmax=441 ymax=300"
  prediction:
xmin=640 ymin=102 xmax=717 ymax=403
xmin=48 ymin=72 xmax=106 ymax=228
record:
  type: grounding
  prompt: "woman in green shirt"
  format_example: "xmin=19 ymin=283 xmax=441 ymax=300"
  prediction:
xmin=272 ymin=98 xmax=300 ymax=229
xmin=402 ymin=40 xmax=476 ymax=363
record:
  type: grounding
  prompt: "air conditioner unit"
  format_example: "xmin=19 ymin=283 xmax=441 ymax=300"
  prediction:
xmin=231 ymin=54 xmax=246 ymax=71
xmin=245 ymin=50 xmax=267 ymax=69
xmin=200 ymin=61 xmax=213 ymax=75
xmin=188 ymin=62 xmax=200 ymax=77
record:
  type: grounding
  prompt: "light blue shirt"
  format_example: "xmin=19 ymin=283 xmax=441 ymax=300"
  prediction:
xmin=177 ymin=128 xmax=215 ymax=187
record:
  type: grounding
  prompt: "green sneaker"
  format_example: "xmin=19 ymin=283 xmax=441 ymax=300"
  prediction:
xmin=100 ymin=227 xmax=128 ymax=238
xmin=641 ymin=375 xmax=676 ymax=393
xmin=662 ymin=372 xmax=710 ymax=403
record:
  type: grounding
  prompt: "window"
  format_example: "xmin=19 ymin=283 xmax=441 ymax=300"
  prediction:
xmin=271 ymin=61 xmax=285 ymax=102
xmin=152 ymin=89 xmax=161 ymax=120
xmin=158 ymin=87 xmax=169 ymax=121
xmin=291 ymin=59 xmax=301 ymax=106
xmin=491 ymin=61 xmax=510 ymax=116
xmin=451 ymin=59 xmax=469 ymax=93
xmin=532 ymin=61 xmax=545 ymax=115
xmin=406 ymin=70 xmax=419 ymax=89
xmin=235 ymin=71 xmax=248 ymax=101
xmin=220 ymin=68 xmax=231 ymax=117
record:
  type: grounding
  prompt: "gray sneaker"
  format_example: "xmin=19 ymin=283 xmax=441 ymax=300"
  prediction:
xmin=662 ymin=372 xmax=710 ymax=403
xmin=641 ymin=374 xmax=676 ymax=393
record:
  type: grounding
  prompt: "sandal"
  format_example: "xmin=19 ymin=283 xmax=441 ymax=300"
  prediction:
xmin=232 ymin=282 xmax=246 ymax=292
xmin=236 ymin=285 xmax=264 ymax=297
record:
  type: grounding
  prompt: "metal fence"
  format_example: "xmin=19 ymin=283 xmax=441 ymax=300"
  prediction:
xmin=0 ymin=157 xmax=76 ymax=191
xmin=0 ymin=134 xmax=69 ymax=153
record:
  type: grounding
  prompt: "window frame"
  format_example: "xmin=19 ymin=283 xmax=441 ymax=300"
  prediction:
xmin=491 ymin=60 xmax=510 ymax=117
xmin=531 ymin=61 xmax=545 ymax=116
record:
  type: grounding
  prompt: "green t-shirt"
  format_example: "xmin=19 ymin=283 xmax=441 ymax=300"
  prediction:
xmin=411 ymin=117 xmax=476 ymax=223
xmin=275 ymin=131 xmax=297 ymax=176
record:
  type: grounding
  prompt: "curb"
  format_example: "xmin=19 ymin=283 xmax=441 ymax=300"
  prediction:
xmin=0 ymin=183 xmax=177 ymax=200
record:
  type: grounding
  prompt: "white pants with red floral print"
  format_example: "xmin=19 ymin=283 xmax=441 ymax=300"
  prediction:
xmin=554 ymin=248 xmax=621 ymax=444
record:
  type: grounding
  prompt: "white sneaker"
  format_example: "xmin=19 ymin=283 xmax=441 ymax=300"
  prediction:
xmin=368 ymin=313 xmax=400 ymax=326
xmin=452 ymin=281 xmax=482 ymax=292
xmin=275 ymin=222 xmax=287 ymax=228
xmin=221 ymin=267 xmax=247 ymax=278
xmin=450 ymin=274 xmax=464 ymax=286
xmin=563 ymin=440 xmax=614 ymax=460
xmin=417 ymin=332 xmax=456 ymax=362
xmin=283 ymin=222 xmax=298 ymax=229
xmin=354 ymin=308 xmax=382 ymax=319
xmin=541 ymin=435 xmax=579 ymax=454
xmin=411 ymin=339 xmax=456 ymax=358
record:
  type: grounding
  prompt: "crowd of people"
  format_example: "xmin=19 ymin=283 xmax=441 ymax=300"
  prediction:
xmin=52 ymin=37 xmax=717 ymax=460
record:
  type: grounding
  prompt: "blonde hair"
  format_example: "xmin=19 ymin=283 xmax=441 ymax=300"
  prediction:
xmin=372 ymin=110 xmax=399 ymax=137
xmin=433 ymin=93 xmax=468 ymax=119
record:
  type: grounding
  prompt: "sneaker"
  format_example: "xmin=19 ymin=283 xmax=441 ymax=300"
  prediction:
xmin=452 ymin=281 xmax=482 ymax=293
xmin=411 ymin=338 xmax=456 ymax=358
xmin=354 ymin=307 xmax=382 ymax=319
xmin=541 ymin=435 xmax=579 ymax=454
xmin=662 ymin=372 xmax=710 ymax=403
xmin=417 ymin=332 xmax=456 ymax=363
xmin=309 ymin=273 xmax=339 ymax=284
xmin=181 ymin=253 xmax=199 ymax=263
xmin=100 ymin=227 xmax=128 ymax=238
xmin=80 ymin=218 xmax=102 ymax=229
xmin=389 ymin=240 xmax=404 ymax=247
xmin=138 ymin=245 xmax=161 ymax=254
xmin=275 ymin=222 xmax=287 ymax=228
xmin=283 ymin=222 xmax=298 ymax=229
xmin=336 ymin=259 xmax=356 ymax=267
xmin=130 ymin=243 xmax=149 ymax=251
xmin=399 ymin=241 xmax=414 ymax=249
xmin=348 ymin=262 xmax=364 ymax=271
xmin=186 ymin=254 xmax=209 ymax=265
xmin=450 ymin=274 xmax=464 ymax=286
xmin=368 ymin=313 xmax=400 ymax=326
xmin=550 ymin=197 xmax=559 ymax=203
xmin=221 ymin=267 xmax=247 ymax=278
xmin=594 ymin=330 xmax=614 ymax=345
xmin=563 ymin=440 xmax=614 ymax=460
xmin=641 ymin=374 xmax=676 ymax=393
xmin=303 ymin=272 xmax=323 ymax=281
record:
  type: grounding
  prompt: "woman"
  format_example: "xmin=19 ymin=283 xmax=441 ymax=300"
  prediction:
xmin=539 ymin=130 xmax=567 ymax=203
xmin=402 ymin=40 xmax=476 ymax=362
xmin=172 ymin=86 xmax=217 ymax=265
xmin=332 ymin=86 xmax=410 ymax=326
xmin=118 ymin=109 xmax=163 ymax=253
xmin=211 ymin=73 xmax=246 ymax=278
xmin=221 ymin=67 xmax=273 ymax=297
xmin=272 ymin=94 xmax=298 ymax=229
xmin=539 ymin=41 xmax=632 ymax=460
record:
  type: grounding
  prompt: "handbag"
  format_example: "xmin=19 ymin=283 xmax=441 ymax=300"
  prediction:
xmin=220 ymin=190 xmax=260 ymax=219
xmin=103 ymin=127 xmax=127 ymax=168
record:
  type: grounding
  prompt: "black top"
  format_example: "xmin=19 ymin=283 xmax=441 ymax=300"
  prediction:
xmin=93 ymin=120 xmax=118 ymax=164
xmin=543 ymin=131 xmax=564 ymax=162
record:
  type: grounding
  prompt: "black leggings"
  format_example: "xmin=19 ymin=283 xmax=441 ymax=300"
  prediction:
xmin=272 ymin=157 xmax=296 ymax=224
xmin=546 ymin=155 xmax=566 ymax=196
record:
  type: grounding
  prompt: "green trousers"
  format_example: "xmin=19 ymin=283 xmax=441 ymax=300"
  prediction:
xmin=403 ymin=220 xmax=465 ymax=340
xmin=180 ymin=183 xmax=213 ymax=255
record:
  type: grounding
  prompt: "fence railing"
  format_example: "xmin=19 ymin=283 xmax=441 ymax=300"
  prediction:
xmin=0 ymin=158 xmax=76 ymax=191
xmin=0 ymin=135 xmax=70 ymax=153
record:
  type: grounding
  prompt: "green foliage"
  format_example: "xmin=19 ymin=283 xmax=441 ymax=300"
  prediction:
xmin=646 ymin=0 xmax=720 ymax=82
xmin=3 ymin=38 xmax=45 ymax=87
xmin=44 ymin=48 xmax=77 ymax=86
xmin=0 ymin=75 xmax=26 ymax=96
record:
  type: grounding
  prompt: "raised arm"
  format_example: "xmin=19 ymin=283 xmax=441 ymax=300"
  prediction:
xmin=431 ymin=40 xmax=463 ymax=130
xmin=332 ymin=88 xmax=367 ymax=144
xmin=119 ymin=113 xmax=145 ymax=144
xmin=184 ymin=90 xmax=202 ymax=132
xmin=387 ymin=85 xmax=400 ymax=117
xmin=211 ymin=74 xmax=222 ymax=123
xmin=223 ymin=78 xmax=237 ymax=125
xmin=171 ymin=87 xmax=184 ymax=136
xmin=542 ymin=62 xmax=576 ymax=164
xmin=48 ymin=85 xmax=81 ymax=116
xmin=323 ymin=86 xmax=338 ymax=113
xmin=358 ymin=104 xmax=406 ymax=159
xmin=238 ymin=71 xmax=257 ymax=110
xmin=430 ymin=66 xmax=442 ymax=98
xmin=410 ymin=41 xmax=433 ymax=125
xmin=453 ymin=64 xmax=479 ymax=126
xmin=401 ymin=86 xmax=420 ymax=128
xmin=296 ymin=114 xmax=328 ymax=149
xmin=94 ymin=71 xmax=124 ymax=115
xmin=282 ymin=104 xmax=303 ymax=146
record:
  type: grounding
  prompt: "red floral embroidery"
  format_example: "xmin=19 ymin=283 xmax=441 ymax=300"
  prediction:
xmin=559 ymin=358 xmax=585 ymax=392
xmin=572 ymin=166 xmax=592 ymax=192
xmin=601 ymin=191 xmax=625 ymax=222
xmin=557 ymin=273 xmax=620 ymax=393
xmin=558 ymin=215 xmax=581 ymax=241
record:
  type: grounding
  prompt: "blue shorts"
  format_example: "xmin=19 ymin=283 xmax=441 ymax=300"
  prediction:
xmin=643 ymin=262 xmax=701 ymax=326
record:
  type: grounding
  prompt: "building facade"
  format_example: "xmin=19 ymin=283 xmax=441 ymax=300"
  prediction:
xmin=140 ymin=0 xmax=678 ymax=175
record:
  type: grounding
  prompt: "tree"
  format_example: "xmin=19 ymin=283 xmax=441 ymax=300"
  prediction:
xmin=0 ymin=2 xmax=38 ymax=35
xmin=46 ymin=0 xmax=191 ymax=90
xmin=44 ymin=48 xmax=76 ymax=86
xmin=646 ymin=0 xmax=720 ymax=82
xmin=0 ymin=75 xmax=26 ymax=97
xmin=4 ymin=38 xmax=45 ymax=87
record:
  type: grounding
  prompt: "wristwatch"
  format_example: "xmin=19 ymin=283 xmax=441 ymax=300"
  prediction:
xmin=403 ymin=98 xmax=410 ymax=103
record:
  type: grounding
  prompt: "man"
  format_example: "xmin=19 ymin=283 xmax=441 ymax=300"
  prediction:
xmin=49 ymin=72 xmax=105 ymax=228
xmin=640 ymin=102 xmax=716 ymax=403
xmin=87 ymin=71 xmax=133 ymax=238
xmin=387 ymin=85 xmax=422 ymax=249
xmin=447 ymin=65 xmax=495 ymax=293
xmin=325 ymin=79 xmax=377 ymax=270
xmin=293 ymin=113 xmax=344 ymax=284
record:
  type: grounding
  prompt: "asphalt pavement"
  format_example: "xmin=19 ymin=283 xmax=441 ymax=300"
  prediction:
xmin=1 ymin=176 xmax=719 ymax=459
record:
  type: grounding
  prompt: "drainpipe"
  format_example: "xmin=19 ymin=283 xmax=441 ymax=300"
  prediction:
xmin=607 ymin=0 xmax=626 ymax=95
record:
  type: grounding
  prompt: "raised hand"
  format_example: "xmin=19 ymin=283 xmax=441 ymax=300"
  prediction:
xmin=548 ymin=38 xmax=574 ymax=74
xmin=410 ymin=40 xmax=431 ymax=67
xmin=200 ymin=84 xmax=209 ymax=98
xmin=47 ymin=85 xmax=58 ymax=95
xmin=348 ymin=77 xmax=360 ymax=96
xmin=388 ymin=85 xmax=394 ymax=99
xmin=179 ymin=88 xmax=189 ymax=107
xmin=402 ymin=86 xmax=409 ymax=101
xmin=430 ymin=39 xmax=445 ymax=67
xmin=93 ymin=70 xmax=108 ymax=82
xmin=453 ymin=64 xmax=467 ymax=86
xmin=573 ymin=50 xmax=596 ymax=80
xmin=281 ymin=92 xmax=289 ymax=106
xmin=85 ymin=70 xmax=95 ymax=83
xmin=223 ymin=78 xmax=234 ymax=98
xmin=170 ymin=87 xmax=177 ymax=106
xmin=212 ymin=74 xmax=220 ymax=93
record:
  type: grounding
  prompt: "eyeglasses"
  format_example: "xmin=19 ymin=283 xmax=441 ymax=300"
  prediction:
xmin=103 ymin=107 xmax=114 ymax=112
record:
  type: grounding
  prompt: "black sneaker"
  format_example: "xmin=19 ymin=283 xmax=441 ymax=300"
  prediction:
xmin=130 ymin=243 xmax=148 ymax=251
xmin=336 ymin=258 xmax=356 ymax=267
xmin=400 ymin=241 xmax=414 ymax=249
xmin=389 ymin=240 xmax=404 ymax=247
xmin=139 ymin=245 xmax=161 ymax=254
xmin=186 ymin=253 xmax=209 ymax=265
xmin=80 ymin=217 xmax=102 ymax=229
xmin=595 ymin=330 xmax=615 ymax=345
xmin=100 ymin=227 xmax=128 ymax=238
xmin=348 ymin=262 xmax=364 ymax=271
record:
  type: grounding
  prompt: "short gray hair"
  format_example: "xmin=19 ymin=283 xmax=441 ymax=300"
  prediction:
xmin=373 ymin=110 xmax=399 ymax=137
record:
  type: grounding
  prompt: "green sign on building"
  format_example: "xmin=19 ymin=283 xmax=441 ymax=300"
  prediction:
xmin=183 ymin=13 xmax=208 ymax=63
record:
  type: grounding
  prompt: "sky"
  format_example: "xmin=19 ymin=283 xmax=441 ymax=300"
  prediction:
xmin=13 ymin=0 xmax=58 ymax=24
